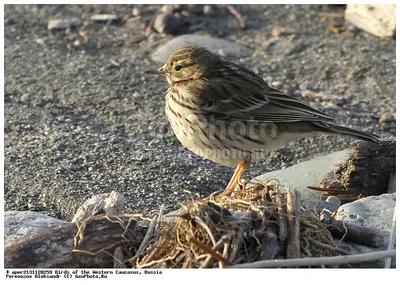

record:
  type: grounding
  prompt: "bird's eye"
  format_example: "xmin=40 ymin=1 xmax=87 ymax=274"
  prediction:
xmin=175 ymin=65 xmax=183 ymax=71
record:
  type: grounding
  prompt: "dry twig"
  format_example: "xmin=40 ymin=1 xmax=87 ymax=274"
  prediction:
xmin=145 ymin=16 xmax=156 ymax=36
xmin=233 ymin=250 xmax=396 ymax=268
xmin=275 ymin=193 xmax=288 ymax=242
xmin=189 ymin=236 xmax=233 ymax=267
xmin=227 ymin=5 xmax=246 ymax=29
xmin=286 ymin=189 xmax=300 ymax=259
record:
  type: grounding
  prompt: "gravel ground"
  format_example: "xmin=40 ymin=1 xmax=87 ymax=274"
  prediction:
xmin=4 ymin=4 xmax=395 ymax=220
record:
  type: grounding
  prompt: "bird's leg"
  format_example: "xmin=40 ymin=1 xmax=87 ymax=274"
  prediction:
xmin=221 ymin=160 xmax=249 ymax=196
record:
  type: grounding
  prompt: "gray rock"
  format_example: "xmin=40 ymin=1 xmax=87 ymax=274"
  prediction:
xmin=254 ymin=149 xmax=351 ymax=210
xmin=47 ymin=18 xmax=81 ymax=30
xmin=336 ymin=194 xmax=395 ymax=231
xmin=4 ymin=211 xmax=68 ymax=244
xmin=154 ymin=13 xmax=181 ymax=35
xmin=90 ymin=14 xmax=119 ymax=22
xmin=335 ymin=194 xmax=396 ymax=267
xmin=72 ymin=191 xmax=125 ymax=223
xmin=151 ymin=34 xmax=253 ymax=63
xmin=325 ymin=196 xmax=341 ymax=207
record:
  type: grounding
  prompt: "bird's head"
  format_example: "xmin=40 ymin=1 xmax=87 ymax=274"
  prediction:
xmin=145 ymin=45 xmax=222 ymax=85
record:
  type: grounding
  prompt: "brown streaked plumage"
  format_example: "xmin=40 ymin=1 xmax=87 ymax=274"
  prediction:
xmin=146 ymin=45 xmax=380 ymax=196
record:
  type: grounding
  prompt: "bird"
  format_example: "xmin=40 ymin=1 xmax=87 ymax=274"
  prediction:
xmin=145 ymin=45 xmax=380 ymax=196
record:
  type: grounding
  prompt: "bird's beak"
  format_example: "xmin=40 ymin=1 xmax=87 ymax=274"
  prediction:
xmin=145 ymin=67 xmax=167 ymax=75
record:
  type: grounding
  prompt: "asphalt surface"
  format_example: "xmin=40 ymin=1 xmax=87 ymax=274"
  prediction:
xmin=4 ymin=4 xmax=395 ymax=220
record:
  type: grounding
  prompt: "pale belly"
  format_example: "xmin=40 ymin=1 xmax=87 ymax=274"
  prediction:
xmin=165 ymin=96 xmax=316 ymax=167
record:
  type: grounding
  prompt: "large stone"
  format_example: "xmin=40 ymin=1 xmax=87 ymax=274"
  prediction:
xmin=336 ymin=194 xmax=396 ymax=233
xmin=151 ymin=34 xmax=253 ymax=63
xmin=345 ymin=4 xmax=396 ymax=38
xmin=4 ymin=211 xmax=68 ymax=244
xmin=153 ymin=13 xmax=181 ymax=35
xmin=335 ymin=194 xmax=396 ymax=267
xmin=254 ymin=149 xmax=351 ymax=210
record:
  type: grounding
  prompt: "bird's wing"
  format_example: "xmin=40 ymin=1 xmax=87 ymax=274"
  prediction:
xmin=198 ymin=68 xmax=335 ymax=123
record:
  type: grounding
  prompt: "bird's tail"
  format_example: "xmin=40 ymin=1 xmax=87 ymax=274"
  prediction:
xmin=313 ymin=122 xmax=380 ymax=144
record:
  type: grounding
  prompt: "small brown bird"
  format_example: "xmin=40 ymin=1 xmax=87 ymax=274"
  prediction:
xmin=146 ymin=45 xmax=379 ymax=196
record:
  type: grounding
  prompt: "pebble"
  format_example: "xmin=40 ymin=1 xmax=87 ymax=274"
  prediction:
xmin=36 ymin=38 xmax=45 ymax=45
xmin=161 ymin=4 xmax=175 ymax=14
xmin=379 ymin=112 xmax=395 ymax=123
xmin=154 ymin=13 xmax=180 ymax=35
xmin=132 ymin=7 xmax=140 ymax=16
xmin=270 ymin=81 xmax=282 ymax=89
xmin=325 ymin=196 xmax=341 ymax=207
xmin=378 ymin=112 xmax=395 ymax=131
xmin=72 ymin=191 xmax=124 ymax=222
xmin=301 ymin=90 xmax=344 ymax=103
xmin=90 ymin=14 xmax=119 ymax=22
xmin=203 ymin=5 xmax=214 ymax=16
xmin=56 ymin=143 xmax=66 ymax=151
xmin=151 ymin=34 xmax=253 ymax=63
xmin=47 ymin=18 xmax=81 ymax=30
xmin=271 ymin=26 xmax=287 ymax=37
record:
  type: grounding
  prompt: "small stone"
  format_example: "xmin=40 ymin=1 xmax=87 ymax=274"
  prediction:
xmin=271 ymin=26 xmax=287 ymax=37
xmin=180 ymin=10 xmax=191 ymax=18
xmin=326 ymin=22 xmax=347 ymax=33
xmin=379 ymin=112 xmax=395 ymax=124
xmin=56 ymin=143 xmax=66 ymax=151
xmin=72 ymin=191 xmax=125 ymax=223
xmin=90 ymin=14 xmax=119 ymax=22
xmin=154 ymin=13 xmax=180 ymax=35
xmin=132 ymin=7 xmax=140 ymax=16
xmin=36 ymin=38 xmax=45 ymax=45
xmin=301 ymin=90 xmax=344 ymax=103
xmin=325 ymin=196 xmax=341 ymax=207
xmin=270 ymin=81 xmax=282 ymax=89
xmin=293 ymin=90 xmax=302 ymax=96
xmin=378 ymin=112 xmax=395 ymax=131
xmin=161 ymin=4 xmax=175 ymax=13
xmin=203 ymin=5 xmax=214 ymax=16
xmin=301 ymin=90 xmax=319 ymax=100
xmin=47 ymin=18 xmax=81 ymax=30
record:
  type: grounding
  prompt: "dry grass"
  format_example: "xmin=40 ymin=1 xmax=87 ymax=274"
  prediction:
xmin=133 ymin=180 xmax=343 ymax=268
